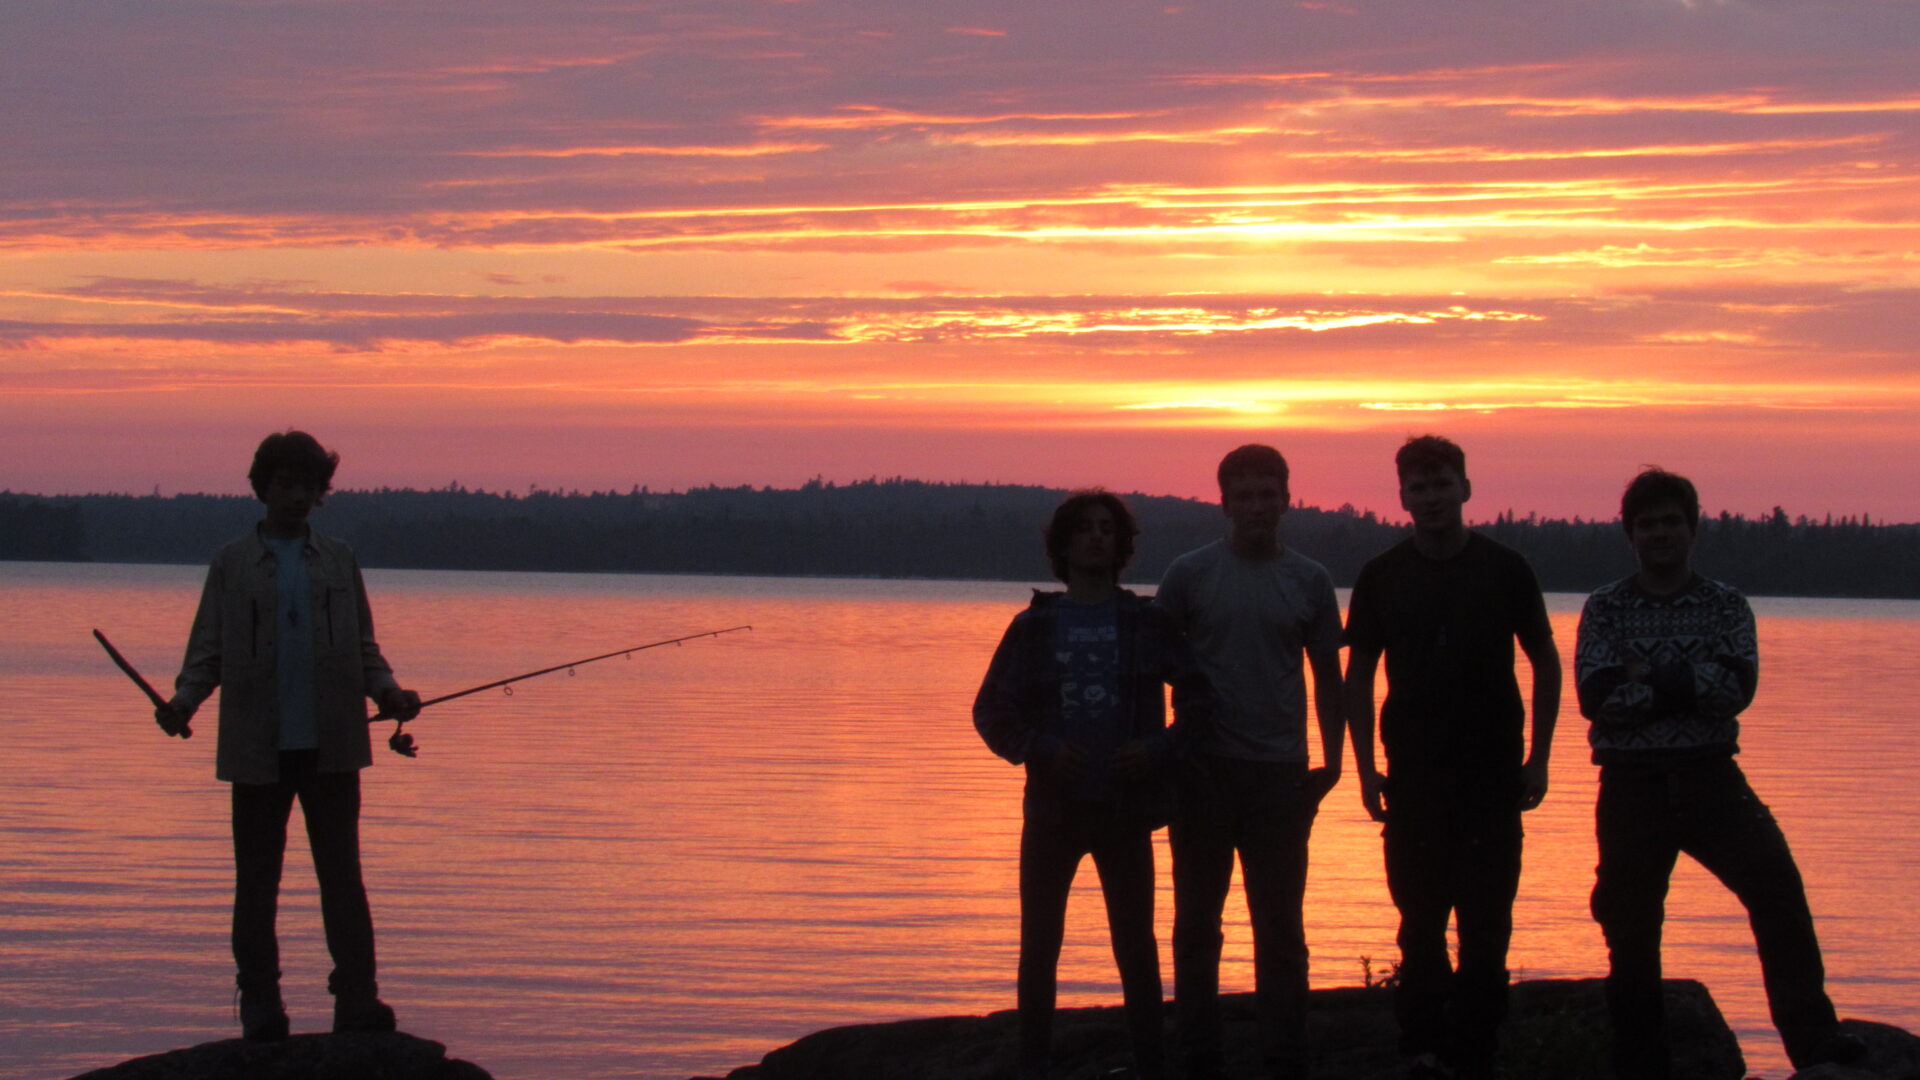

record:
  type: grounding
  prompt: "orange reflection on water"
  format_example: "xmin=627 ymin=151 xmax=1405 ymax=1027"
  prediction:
xmin=2 ymin=566 xmax=1914 ymax=1080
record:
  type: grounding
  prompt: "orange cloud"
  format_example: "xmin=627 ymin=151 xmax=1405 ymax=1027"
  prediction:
xmin=755 ymin=105 xmax=1157 ymax=131
xmin=4 ymin=0 xmax=1917 ymax=521
xmin=455 ymin=142 xmax=829 ymax=158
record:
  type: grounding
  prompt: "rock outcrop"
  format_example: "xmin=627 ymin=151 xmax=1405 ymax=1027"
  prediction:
xmin=1789 ymin=1019 xmax=1920 ymax=1079
xmin=69 ymin=1031 xmax=491 ymax=1080
xmin=715 ymin=977 xmax=1748 ymax=1080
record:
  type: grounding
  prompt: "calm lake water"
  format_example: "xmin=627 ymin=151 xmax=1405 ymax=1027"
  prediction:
xmin=2 ymin=562 xmax=1916 ymax=1080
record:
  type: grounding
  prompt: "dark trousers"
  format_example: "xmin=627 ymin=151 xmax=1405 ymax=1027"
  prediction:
xmin=1018 ymin=796 xmax=1165 ymax=1080
xmin=1171 ymin=756 xmax=1319 ymax=1077
xmin=231 ymin=750 xmax=378 ymax=998
xmin=1383 ymin=801 xmax=1522 ymax=1068
xmin=1591 ymin=758 xmax=1837 ymax=1078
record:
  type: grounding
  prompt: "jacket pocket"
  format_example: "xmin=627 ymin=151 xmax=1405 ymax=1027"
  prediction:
xmin=322 ymin=584 xmax=353 ymax=649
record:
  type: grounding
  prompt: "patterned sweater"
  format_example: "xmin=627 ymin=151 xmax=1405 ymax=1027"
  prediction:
xmin=1574 ymin=574 xmax=1757 ymax=767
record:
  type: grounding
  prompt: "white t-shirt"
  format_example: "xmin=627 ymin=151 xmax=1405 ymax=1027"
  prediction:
xmin=1154 ymin=539 xmax=1342 ymax=762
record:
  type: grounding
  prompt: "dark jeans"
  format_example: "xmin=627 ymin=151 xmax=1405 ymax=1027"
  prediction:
xmin=1591 ymin=757 xmax=1837 ymax=1078
xmin=1018 ymin=795 xmax=1165 ymax=1080
xmin=231 ymin=750 xmax=378 ymax=998
xmin=1383 ymin=799 xmax=1522 ymax=1068
xmin=1171 ymin=756 xmax=1319 ymax=1077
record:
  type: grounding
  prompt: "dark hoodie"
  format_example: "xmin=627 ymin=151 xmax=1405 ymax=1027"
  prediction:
xmin=974 ymin=588 xmax=1215 ymax=814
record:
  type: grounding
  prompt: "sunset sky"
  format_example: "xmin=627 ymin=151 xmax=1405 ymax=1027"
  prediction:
xmin=5 ymin=0 xmax=1918 ymax=521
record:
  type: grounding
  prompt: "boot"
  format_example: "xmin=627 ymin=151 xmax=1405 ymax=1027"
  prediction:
xmin=237 ymin=974 xmax=289 ymax=1042
xmin=333 ymin=987 xmax=397 ymax=1033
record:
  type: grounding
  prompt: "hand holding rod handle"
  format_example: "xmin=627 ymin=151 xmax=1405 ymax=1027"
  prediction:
xmin=93 ymin=629 xmax=192 ymax=738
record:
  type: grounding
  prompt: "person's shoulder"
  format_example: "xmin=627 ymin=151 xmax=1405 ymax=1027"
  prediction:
xmin=1357 ymin=535 xmax=1417 ymax=575
xmin=1583 ymin=576 xmax=1638 ymax=608
xmin=303 ymin=527 xmax=363 ymax=559
xmin=1455 ymin=530 xmax=1531 ymax=574
xmin=1120 ymin=587 xmax=1175 ymax=621
xmin=1013 ymin=588 xmax=1064 ymax=616
xmin=209 ymin=530 xmax=263 ymax=566
xmin=998 ymin=590 xmax=1061 ymax=640
xmin=1687 ymin=575 xmax=1751 ymax=608
xmin=1465 ymin=531 xmax=1546 ymax=587
xmin=1159 ymin=539 xmax=1224 ymax=589
xmin=1464 ymin=529 xmax=1526 ymax=561
xmin=1166 ymin=538 xmax=1225 ymax=571
xmin=1278 ymin=544 xmax=1334 ymax=582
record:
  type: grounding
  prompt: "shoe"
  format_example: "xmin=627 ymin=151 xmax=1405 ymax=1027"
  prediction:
xmin=238 ymin=984 xmax=289 ymax=1042
xmin=332 ymin=993 xmax=397 ymax=1033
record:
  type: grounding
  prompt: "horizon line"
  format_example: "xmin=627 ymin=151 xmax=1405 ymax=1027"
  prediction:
xmin=6 ymin=479 xmax=1914 ymax=530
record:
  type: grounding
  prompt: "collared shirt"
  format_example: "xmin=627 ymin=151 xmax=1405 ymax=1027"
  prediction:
xmin=174 ymin=526 xmax=400 ymax=783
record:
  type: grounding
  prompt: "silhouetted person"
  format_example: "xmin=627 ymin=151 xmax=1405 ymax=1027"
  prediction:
xmin=1577 ymin=468 xmax=1865 ymax=1078
xmin=975 ymin=490 xmax=1214 ymax=1080
xmin=155 ymin=430 xmax=420 ymax=1041
xmin=1343 ymin=436 xmax=1561 ymax=1080
xmin=1156 ymin=445 xmax=1344 ymax=1080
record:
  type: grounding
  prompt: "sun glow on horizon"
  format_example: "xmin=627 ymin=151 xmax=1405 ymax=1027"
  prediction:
xmin=3 ymin=2 xmax=1918 ymax=519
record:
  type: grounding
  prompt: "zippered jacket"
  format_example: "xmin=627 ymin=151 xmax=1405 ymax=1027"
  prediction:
xmin=973 ymin=588 xmax=1214 ymax=804
xmin=174 ymin=527 xmax=400 ymax=783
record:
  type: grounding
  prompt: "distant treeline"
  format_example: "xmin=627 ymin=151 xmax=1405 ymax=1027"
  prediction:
xmin=4 ymin=480 xmax=1917 ymax=598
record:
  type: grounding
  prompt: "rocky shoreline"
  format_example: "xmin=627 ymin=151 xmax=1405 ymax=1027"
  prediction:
xmin=710 ymin=978 xmax=1920 ymax=1080
xmin=65 ymin=979 xmax=1919 ymax=1080
xmin=69 ymin=1031 xmax=490 ymax=1080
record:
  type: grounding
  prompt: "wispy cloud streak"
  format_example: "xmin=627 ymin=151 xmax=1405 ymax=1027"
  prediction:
xmin=2 ymin=0 xmax=1917 ymax=516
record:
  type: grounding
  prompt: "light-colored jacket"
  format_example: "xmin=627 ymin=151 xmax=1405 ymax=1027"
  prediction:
xmin=174 ymin=527 xmax=400 ymax=784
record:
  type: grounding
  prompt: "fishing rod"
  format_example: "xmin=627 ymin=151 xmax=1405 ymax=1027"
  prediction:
xmin=93 ymin=629 xmax=192 ymax=738
xmin=371 ymin=625 xmax=752 ymax=756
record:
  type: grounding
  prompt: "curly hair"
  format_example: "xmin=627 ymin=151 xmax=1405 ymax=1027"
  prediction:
xmin=248 ymin=430 xmax=340 ymax=500
xmin=1044 ymin=489 xmax=1139 ymax=583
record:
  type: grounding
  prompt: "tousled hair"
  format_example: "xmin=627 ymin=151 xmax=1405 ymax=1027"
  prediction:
xmin=1619 ymin=467 xmax=1700 ymax=534
xmin=1395 ymin=434 xmax=1466 ymax=482
xmin=1216 ymin=444 xmax=1289 ymax=503
xmin=1044 ymin=489 xmax=1139 ymax=584
xmin=248 ymin=430 xmax=340 ymax=500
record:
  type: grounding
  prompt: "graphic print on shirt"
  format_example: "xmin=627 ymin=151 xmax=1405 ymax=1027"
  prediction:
xmin=1055 ymin=601 xmax=1123 ymax=799
xmin=1058 ymin=621 xmax=1119 ymax=724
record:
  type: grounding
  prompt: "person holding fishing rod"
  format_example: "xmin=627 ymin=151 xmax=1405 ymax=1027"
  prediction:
xmin=152 ymin=430 xmax=421 ymax=1042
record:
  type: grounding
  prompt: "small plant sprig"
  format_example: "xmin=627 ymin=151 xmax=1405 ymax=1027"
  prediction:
xmin=1358 ymin=954 xmax=1403 ymax=991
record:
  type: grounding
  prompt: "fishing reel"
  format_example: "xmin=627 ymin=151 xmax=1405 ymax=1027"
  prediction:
xmin=388 ymin=718 xmax=418 ymax=757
